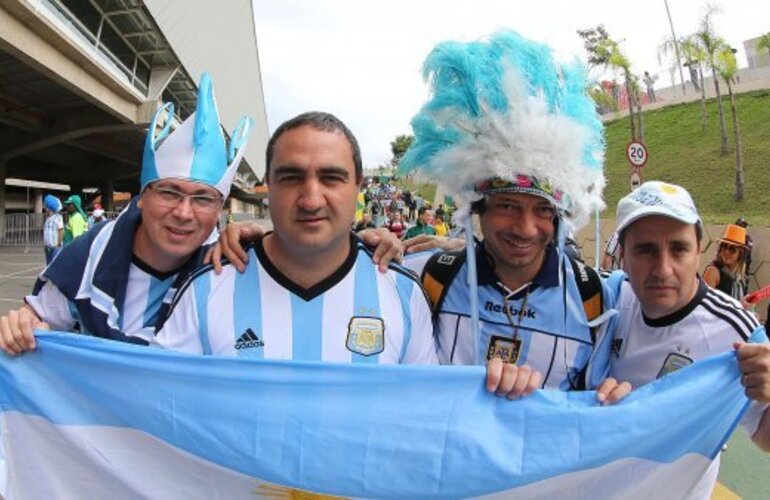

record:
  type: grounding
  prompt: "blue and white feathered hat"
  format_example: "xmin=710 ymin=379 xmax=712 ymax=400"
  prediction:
xmin=141 ymin=72 xmax=252 ymax=199
xmin=400 ymin=30 xmax=605 ymax=230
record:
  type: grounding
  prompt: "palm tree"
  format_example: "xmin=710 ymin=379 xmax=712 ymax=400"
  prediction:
xmin=681 ymin=36 xmax=708 ymax=129
xmin=577 ymin=25 xmax=638 ymax=141
xmin=697 ymin=9 xmax=729 ymax=155
xmin=715 ymin=47 xmax=744 ymax=201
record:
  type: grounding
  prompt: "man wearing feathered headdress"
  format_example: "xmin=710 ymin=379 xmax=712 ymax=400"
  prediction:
xmin=0 ymin=73 xmax=252 ymax=354
xmin=402 ymin=31 xmax=624 ymax=397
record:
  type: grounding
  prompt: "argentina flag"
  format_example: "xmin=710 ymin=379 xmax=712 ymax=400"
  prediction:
xmin=0 ymin=332 xmax=753 ymax=499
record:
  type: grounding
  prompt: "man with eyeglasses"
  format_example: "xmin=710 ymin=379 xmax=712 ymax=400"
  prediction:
xmin=151 ymin=111 xmax=438 ymax=365
xmin=0 ymin=73 xmax=251 ymax=352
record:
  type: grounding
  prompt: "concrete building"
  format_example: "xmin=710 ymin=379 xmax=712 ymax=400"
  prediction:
xmin=744 ymin=35 xmax=770 ymax=69
xmin=0 ymin=0 xmax=269 ymax=218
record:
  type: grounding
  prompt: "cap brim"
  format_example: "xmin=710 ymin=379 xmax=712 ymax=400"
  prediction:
xmin=617 ymin=206 xmax=700 ymax=235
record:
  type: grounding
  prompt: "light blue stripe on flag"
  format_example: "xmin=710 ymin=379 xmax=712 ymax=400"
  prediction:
xmin=193 ymin=274 xmax=212 ymax=355
xmin=291 ymin=295 xmax=323 ymax=360
xmin=352 ymin=251 xmax=380 ymax=363
xmin=394 ymin=271 xmax=413 ymax=362
xmin=233 ymin=251 xmax=263 ymax=359
xmin=0 ymin=331 xmax=761 ymax=498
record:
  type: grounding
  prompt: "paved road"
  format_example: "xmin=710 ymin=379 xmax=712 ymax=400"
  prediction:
xmin=0 ymin=246 xmax=45 ymax=315
xmin=0 ymin=244 xmax=767 ymax=498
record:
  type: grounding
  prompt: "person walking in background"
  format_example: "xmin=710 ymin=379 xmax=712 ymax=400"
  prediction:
xmin=433 ymin=214 xmax=450 ymax=237
xmin=42 ymin=194 xmax=64 ymax=265
xmin=703 ymin=224 xmax=749 ymax=304
xmin=403 ymin=207 xmax=436 ymax=240
xmin=87 ymin=203 xmax=107 ymax=229
xmin=386 ymin=211 xmax=406 ymax=239
xmin=643 ymin=71 xmax=657 ymax=103
xmin=62 ymin=194 xmax=88 ymax=244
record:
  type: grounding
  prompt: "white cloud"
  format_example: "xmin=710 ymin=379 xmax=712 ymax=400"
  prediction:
xmin=254 ymin=0 xmax=770 ymax=167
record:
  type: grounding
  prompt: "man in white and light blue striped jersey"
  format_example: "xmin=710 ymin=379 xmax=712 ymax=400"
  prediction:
xmin=154 ymin=112 xmax=438 ymax=364
xmin=0 ymin=73 xmax=252 ymax=352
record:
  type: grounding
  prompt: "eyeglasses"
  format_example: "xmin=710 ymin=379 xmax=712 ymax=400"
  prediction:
xmin=148 ymin=184 xmax=223 ymax=214
xmin=719 ymin=244 xmax=739 ymax=255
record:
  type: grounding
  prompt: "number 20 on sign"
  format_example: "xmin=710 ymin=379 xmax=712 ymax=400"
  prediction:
xmin=626 ymin=141 xmax=648 ymax=168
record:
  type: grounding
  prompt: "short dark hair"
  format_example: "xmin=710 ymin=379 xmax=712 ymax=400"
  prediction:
xmin=265 ymin=111 xmax=362 ymax=182
xmin=418 ymin=206 xmax=431 ymax=217
xmin=618 ymin=222 xmax=702 ymax=247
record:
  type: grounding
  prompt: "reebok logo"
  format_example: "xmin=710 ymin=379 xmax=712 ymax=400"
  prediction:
xmin=234 ymin=328 xmax=264 ymax=350
xmin=484 ymin=301 xmax=536 ymax=319
xmin=575 ymin=260 xmax=589 ymax=283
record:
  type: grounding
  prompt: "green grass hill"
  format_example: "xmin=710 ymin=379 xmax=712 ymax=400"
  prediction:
xmin=603 ymin=90 xmax=770 ymax=226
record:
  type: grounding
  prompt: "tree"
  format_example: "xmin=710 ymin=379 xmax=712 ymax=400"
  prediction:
xmin=390 ymin=135 xmax=413 ymax=167
xmin=757 ymin=32 xmax=770 ymax=61
xmin=715 ymin=46 xmax=745 ymax=201
xmin=680 ymin=35 xmax=709 ymax=129
xmin=696 ymin=6 xmax=730 ymax=155
xmin=578 ymin=25 xmax=639 ymax=141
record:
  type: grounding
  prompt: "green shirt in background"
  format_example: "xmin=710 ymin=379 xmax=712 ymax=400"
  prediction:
xmin=403 ymin=222 xmax=437 ymax=240
xmin=63 ymin=213 xmax=88 ymax=244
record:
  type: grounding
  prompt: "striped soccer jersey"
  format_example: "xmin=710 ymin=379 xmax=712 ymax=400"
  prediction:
xmin=609 ymin=279 xmax=768 ymax=499
xmin=27 ymin=257 xmax=178 ymax=343
xmin=154 ymin=235 xmax=438 ymax=364
xmin=25 ymin=198 xmax=198 ymax=344
xmin=407 ymin=243 xmax=613 ymax=390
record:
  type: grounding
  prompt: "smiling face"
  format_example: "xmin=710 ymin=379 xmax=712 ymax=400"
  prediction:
xmin=479 ymin=192 xmax=556 ymax=287
xmin=134 ymin=179 xmax=222 ymax=272
xmin=266 ymin=125 xmax=361 ymax=259
xmin=620 ymin=215 xmax=701 ymax=319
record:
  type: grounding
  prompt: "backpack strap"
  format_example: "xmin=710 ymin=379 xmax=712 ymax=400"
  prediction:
xmin=568 ymin=257 xmax=605 ymax=390
xmin=421 ymin=249 xmax=468 ymax=313
xmin=568 ymin=257 xmax=603 ymax=343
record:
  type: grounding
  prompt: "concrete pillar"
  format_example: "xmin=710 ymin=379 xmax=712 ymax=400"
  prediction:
xmin=34 ymin=189 xmax=43 ymax=213
xmin=101 ymin=179 xmax=114 ymax=211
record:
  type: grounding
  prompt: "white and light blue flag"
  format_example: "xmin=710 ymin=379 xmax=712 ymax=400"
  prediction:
xmin=0 ymin=332 xmax=753 ymax=499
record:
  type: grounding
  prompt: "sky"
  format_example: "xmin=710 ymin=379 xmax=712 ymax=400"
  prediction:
xmin=253 ymin=0 xmax=770 ymax=169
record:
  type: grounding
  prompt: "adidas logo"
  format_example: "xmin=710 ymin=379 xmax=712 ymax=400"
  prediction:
xmin=234 ymin=328 xmax=264 ymax=350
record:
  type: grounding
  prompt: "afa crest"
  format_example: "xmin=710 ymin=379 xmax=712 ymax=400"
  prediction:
xmin=346 ymin=317 xmax=385 ymax=356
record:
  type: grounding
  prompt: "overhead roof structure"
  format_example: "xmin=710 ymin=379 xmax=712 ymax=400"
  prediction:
xmin=0 ymin=0 xmax=268 ymax=201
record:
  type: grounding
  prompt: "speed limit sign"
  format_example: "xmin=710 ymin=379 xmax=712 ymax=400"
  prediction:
xmin=626 ymin=141 xmax=648 ymax=168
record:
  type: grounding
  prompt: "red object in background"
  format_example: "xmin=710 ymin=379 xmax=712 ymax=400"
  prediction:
xmin=745 ymin=285 xmax=770 ymax=304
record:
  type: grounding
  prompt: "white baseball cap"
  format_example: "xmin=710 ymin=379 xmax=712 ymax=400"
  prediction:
xmin=616 ymin=181 xmax=701 ymax=235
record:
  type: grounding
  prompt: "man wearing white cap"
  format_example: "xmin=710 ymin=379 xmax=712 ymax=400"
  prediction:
xmin=608 ymin=181 xmax=770 ymax=497
xmin=0 ymin=73 xmax=252 ymax=352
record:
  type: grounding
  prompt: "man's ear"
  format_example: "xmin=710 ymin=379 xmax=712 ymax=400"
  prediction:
xmin=618 ymin=244 xmax=626 ymax=271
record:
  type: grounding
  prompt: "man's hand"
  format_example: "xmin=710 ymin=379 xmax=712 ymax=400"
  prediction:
xmin=0 ymin=305 xmax=49 ymax=355
xmin=357 ymin=227 xmax=404 ymax=273
xmin=203 ymin=221 xmax=267 ymax=274
xmin=486 ymin=357 xmax=542 ymax=400
xmin=595 ymin=377 xmax=632 ymax=406
xmin=735 ymin=342 xmax=770 ymax=403
xmin=403 ymin=235 xmax=465 ymax=254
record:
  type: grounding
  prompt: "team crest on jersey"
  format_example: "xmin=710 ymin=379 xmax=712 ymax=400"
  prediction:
xmin=486 ymin=335 xmax=522 ymax=363
xmin=346 ymin=317 xmax=385 ymax=356
xmin=656 ymin=352 xmax=693 ymax=379
xmin=437 ymin=254 xmax=456 ymax=266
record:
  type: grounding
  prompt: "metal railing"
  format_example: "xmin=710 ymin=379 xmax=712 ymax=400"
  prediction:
xmin=0 ymin=214 xmax=45 ymax=247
